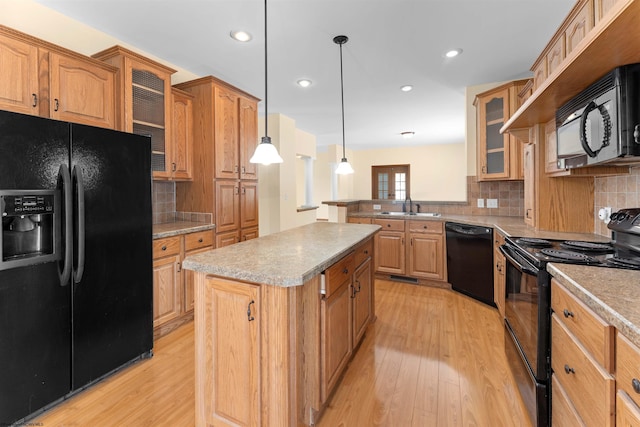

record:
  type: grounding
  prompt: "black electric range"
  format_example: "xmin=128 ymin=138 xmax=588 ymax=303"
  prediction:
xmin=505 ymin=208 xmax=640 ymax=271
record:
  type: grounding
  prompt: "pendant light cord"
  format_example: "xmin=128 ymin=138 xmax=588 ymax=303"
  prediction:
xmin=339 ymin=40 xmax=346 ymax=159
xmin=264 ymin=0 xmax=268 ymax=138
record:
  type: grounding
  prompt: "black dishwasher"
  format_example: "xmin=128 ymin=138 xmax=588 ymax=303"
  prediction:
xmin=445 ymin=222 xmax=495 ymax=307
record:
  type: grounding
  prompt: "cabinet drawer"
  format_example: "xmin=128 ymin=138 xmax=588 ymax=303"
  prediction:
xmin=185 ymin=230 xmax=214 ymax=251
xmin=325 ymin=253 xmax=355 ymax=297
xmin=551 ymin=279 xmax=614 ymax=371
xmin=617 ymin=389 xmax=640 ymax=426
xmin=407 ymin=220 xmax=443 ymax=234
xmin=551 ymin=314 xmax=615 ymax=427
xmin=551 ymin=374 xmax=585 ymax=427
xmin=616 ymin=332 xmax=640 ymax=409
xmin=153 ymin=236 xmax=181 ymax=259
xmin=373 ymin=218 xmax=405 ymax=232
xmin=354 ymin=238 xmax=373 ymax=268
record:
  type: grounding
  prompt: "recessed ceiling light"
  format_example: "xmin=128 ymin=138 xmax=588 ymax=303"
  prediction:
xmin=230 ymin=30 xmax=252 ymax=42
xmin=401 ymin=131 xmax=415 ymax=139
xmin=400 ymin=85 xmax=413 ymax=92
xmin=444 ymin=48 xmax=463 ymax=58
xmin=297 ymin=79 xmax=312 ymax=88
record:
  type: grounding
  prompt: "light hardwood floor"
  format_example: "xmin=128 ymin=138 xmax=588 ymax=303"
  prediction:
xmin=35 ymin=280 xmax=532 ymax=426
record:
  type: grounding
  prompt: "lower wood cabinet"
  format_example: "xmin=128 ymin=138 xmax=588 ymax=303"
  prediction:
xmin=152 ymin=229 xmax=213 ymax=338
xmin=550 ymin=279 xmax=615 ymax=426
xmin=615 ymin=331 xmax=640 ymax=426
xmin=373 ymin=218 xmax=446 ymax=282
xmin=493 ymin=232 xmax=506 ymax=318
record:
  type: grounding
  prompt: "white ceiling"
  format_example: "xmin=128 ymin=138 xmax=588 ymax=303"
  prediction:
xmin=35 ymin=0 xmax=575 ymax=151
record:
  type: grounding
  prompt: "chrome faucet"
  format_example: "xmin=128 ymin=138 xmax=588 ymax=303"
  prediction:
xmin=403 ymin=197 xmax=413 ymax=214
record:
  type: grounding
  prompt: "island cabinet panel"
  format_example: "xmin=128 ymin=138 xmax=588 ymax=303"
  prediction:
xmin=152 ymin=254 xmax=181 ymax=328
xmin=615 ymin=331 xmax=640 ymax=425
xmin=352 ymin=257 xmax=372 ymax=347
xmin=493 ymin=231 xmax=506 ymax=319
xmin=196 ymin=276 xmax=260 ymax=427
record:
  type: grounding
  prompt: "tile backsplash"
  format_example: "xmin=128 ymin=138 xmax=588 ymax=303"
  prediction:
xmin=594 ymin=166 xmax=640 ymax=237
xmin=152 ymin=181 xmax=211 ymax=224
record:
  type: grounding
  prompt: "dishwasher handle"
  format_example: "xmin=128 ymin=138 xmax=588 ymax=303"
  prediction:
xmin=445 ymin=222 xmax=492 ymax=237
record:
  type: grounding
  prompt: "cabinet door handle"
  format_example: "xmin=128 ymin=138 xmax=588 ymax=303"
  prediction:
xmin=172 ymin=162 xmax=176 ymax=172
xmin=242 ymin=187 xmax=246 ymax=195
xmin=632 ymin=378 xmax=640 ymax=394
xmin=351 ymin=285 xmax=357 ymax=299
xmin=564 ymin=364 xmax=575 ymax=374
xmin=563 ymin=309 xmax=574 ymax=318
xmin=32 ymin=93 xmax=37 ymax=107
xmin=54 ymin=98 xmax=59 ymax=111
xmin=410 ymin=238 xmax=413 ymax=246
xmin=177 ymin=262 xmax=181 ymax=273
xmin=247 ymin=300 xmax=255 ymax=322
xmin=234 ymin=165 xmax=239 ymax=173
xmin=241 ymin=166 xmax=246 ymax=174
xmin=235 ymin=186 xmax=239 ymax=195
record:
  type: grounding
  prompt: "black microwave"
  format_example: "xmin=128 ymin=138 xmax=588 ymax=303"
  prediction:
xmin=555 ymin=63 xmax=640 ymax=169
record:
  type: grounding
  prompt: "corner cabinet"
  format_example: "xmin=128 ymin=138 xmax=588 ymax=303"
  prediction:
xmin=92 ymin=46 xmax=176 ymax=180
xmin=475 ymin=79 xmax=529 ymax=181
xmin=0 ymin=25 xmax=116 ymax=129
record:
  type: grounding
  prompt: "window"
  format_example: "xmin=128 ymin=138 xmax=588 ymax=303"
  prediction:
xmin=371 ymin=165 xmax=410 ymax=200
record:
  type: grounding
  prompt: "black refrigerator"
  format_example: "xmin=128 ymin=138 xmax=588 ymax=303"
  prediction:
xmin=0 ymin=110 xmax=153 ymax=424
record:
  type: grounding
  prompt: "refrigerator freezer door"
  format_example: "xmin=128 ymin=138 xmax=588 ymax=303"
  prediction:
xmin=0 ymin=111 xmax=71 ymax=425
xmin=70 ymin=124 xmax=153 ymax=389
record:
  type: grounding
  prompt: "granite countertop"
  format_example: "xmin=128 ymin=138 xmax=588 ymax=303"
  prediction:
xmin=153 ymin=221 xmax=216 ymax=239
xmin=548 ymin=263 xmax=640 ymax=348
xmin=350 ymin=212 xmax=610 ymax=242
xmin=182 ymin=222 xmax=381 ymax=287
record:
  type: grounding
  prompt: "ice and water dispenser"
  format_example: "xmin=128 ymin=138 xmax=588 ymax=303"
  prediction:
xmin=0 ymin=190 xmax=60 ymax=270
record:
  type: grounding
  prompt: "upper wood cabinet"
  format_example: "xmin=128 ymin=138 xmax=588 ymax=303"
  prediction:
xmin=170 ymin=87 xmax=193 ymax=180
xmin=475 ymin=79 xmax=528 ymax=181
xmin=0 ymin=25 xmax=116 ymax=129
xmin=92 ymin=46 xmax=176 ymax=180
xmin=214 ymin=86 xmax=259 ymax=180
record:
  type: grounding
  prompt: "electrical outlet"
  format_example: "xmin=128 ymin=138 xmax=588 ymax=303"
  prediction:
xmin=373 ymin=204 xmax=381 ymax=210
xmin=477 ymin=199 xmax=484 ymax=208
xmin=487 ymin=199 xmax=498 ymax=208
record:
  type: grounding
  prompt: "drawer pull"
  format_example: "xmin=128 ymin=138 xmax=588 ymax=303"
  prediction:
xmin=161 ymin=245 xmax=167 ymax=251
xmin=198 ymin=238 xmax=203 ymax=243
xmin=563 ymin=309 xmax=574 ymax=318
xmin=387 ymin=224 xmax=391 ymax=227
xmin=632 ymin=378 xmax=640 ymax=394
xmin=564 ymin=364 xmax=575 ymax=375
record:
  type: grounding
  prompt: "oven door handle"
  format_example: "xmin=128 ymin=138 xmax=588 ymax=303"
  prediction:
xmin=500 ymin=244 xmax=539 ymax=276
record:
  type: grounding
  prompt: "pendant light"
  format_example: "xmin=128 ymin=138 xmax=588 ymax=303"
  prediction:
xmin=334 ymin=35 xmax=354 ymax=175
xmin=250 ymin=0 xmax=283 ymax=165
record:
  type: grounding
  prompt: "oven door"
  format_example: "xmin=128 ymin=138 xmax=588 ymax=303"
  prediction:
xmin=501 ymin=243 xmax=551 ymax=427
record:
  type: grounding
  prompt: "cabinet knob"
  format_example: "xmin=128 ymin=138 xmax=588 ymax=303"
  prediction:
xmin=198 ymin=238 xmax=203 ymax=243
xmin=343 ymin=268 xmax=349 ymax=274
xmin=632 ymin=378 xmax=640 ymax=394
xmin=387 ymin=224 xmax=391 ymax=227
xmin=161 ymin=245 xmax=167 ymax=251
xmin=563 ymin=309 xmax=574 ymax=318
xmin=364 ymin=250 xmax=369 ymax=255
xmin=564 ymin=364 xmax=575 ymax=375
xmin=423 ymin=225 xmax=428 ymax=229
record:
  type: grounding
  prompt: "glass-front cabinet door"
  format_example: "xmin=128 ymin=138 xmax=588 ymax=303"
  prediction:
xmin=476 ymin=87 xmax=510 ymax=180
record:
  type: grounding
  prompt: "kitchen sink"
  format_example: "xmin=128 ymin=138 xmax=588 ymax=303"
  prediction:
xmin=376 ymin=211 xmax=441 ymax=217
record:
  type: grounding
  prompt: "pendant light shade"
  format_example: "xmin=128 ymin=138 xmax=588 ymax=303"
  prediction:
xmin=334 ymin=35 xmax=354 ymax=175
xmin=249 ymin=0 xmax=283 ymax=165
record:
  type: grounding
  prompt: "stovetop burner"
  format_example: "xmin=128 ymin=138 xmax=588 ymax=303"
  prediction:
xmin=606 ymin=257 xmax=640 ymax=269
xmin=561 ymin=240 xmax=615 ymax=252
xmin=516 ymin=237 xmax=552 ymax=247
xmin=539 ymin=249 xmax=600 ymax=264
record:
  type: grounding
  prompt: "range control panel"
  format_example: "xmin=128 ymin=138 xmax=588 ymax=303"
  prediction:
xmin=1 ymin=194 xmax=55 ymax=217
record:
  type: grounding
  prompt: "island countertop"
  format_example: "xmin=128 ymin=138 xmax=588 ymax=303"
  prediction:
xmin=182 ymin=222 xmax=380 ymax=287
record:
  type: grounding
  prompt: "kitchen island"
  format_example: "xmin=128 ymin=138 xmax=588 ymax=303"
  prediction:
xmin=183 ymin=222 xmax=380 ymax=427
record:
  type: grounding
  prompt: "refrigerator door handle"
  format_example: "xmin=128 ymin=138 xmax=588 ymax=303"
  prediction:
xmin=73 ymin=165 xmax=85 ymax=283
xmin=58 ymin=164 xmax=72 ymax=286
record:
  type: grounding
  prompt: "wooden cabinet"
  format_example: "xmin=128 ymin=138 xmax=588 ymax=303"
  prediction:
xmin=406 ymin=220 xmax=446 ymax=281
xmin=169 ymin=88 xmax=193 ymax=180
xmin=475 ymin=79 xmax=528 ymax=181
xmin=523 ymin=142 xmax=535 ymax=226
xmin=595 ymin=0 xmax=622 ymax=24
xmin=92 ymin=46 xmax=176 ymax=180
xmin=197 ymin=276 xmax=260 ymax=427
xmin=352 ymin=247 xmax=372 ymax=347
xmin=174 ymin=76 xmax=260 ymax=246
xmin=152 ymin=230 xmax=213 ymax=338
xmin=615 ymin=331 xmax=640 ymax=426
xmin=550 ymin=279 xmax=615 ymax=426
xmin=348 ymin=217 xmax=373 ymax=224
xmin=373 ymin=219 xmax=405 ymax=275
xmin=493 ymin=231 xmax=506 ymax=319
xmin=0 ymin=25 xmax=116 ymax=128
